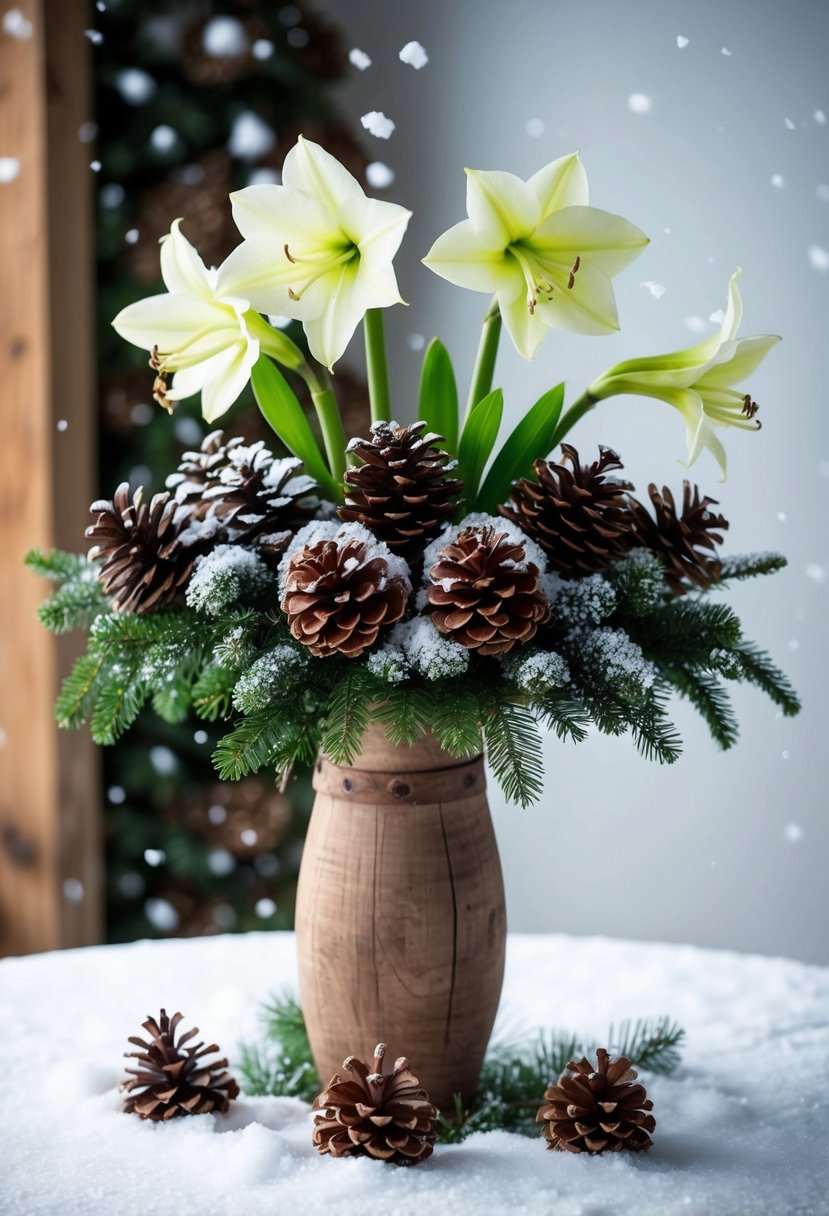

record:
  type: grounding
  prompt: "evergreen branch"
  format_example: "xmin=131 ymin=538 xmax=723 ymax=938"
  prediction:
xmin=662 ymin=664 xmax=739 ymax=749
xmin=733 ymin=642 xmax=801 ymax=716
xmin=630 ymin=598 xmax=742 ymax=661
xmin=320 ymin=669 xmax=377 ymax=765
xmin=36 ymin=580 xmax=107 ymax=633
xmin=430 ymin=685 xmax=483 ymax=758
xmin=481 ymin=695 xmax=545 ymax=807
xmin=605 ymin=1017 xmax=686 ymax=1076
xmin=532 ymin=691 xmax=591 ymax=745
xmin=89 ymin=663 xmax=148 ymax=745
xmin=192 ymin=664 xmax=237 ymax=721
xmin=55 ymin=652 xmax=107 ymax=729
xmin=25 ymin=547 xmax=97 ymax=584
xmin=627 ymin=695 xmax=683 ymax=765
xmin=213 ymin=711 xmax=291 ymax=780
xmin=717 ymin=551 xmax=787 ymax=583
xmin=371 ymin=685 xmax=433 ymax=746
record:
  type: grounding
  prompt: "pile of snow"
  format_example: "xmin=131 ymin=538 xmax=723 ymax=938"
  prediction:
xmin=2 ymin=933 xmax=827 ymax=1216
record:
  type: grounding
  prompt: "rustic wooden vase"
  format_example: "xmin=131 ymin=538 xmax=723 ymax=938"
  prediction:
xmin=294 ymin=722 xmax=507 ymax=1112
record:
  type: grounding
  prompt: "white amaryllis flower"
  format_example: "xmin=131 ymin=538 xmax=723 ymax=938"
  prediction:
xmin=217 ymin=136 xmax=412 ymax=370
xmin=422 ymin=153 xmax=648 ymax=359
xmin=112 ymin=219 xmax=266 ymax=423
xmin=588 ymin=270 xmax=780 ymax=477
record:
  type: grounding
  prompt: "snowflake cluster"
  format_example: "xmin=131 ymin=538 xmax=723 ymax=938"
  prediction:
xmin=501 ymin=648 xmax=571 ymax=695
xmin=568 ymin=626 xmax=656 ymax=698
xmin=368 ymin=617 xmax=470 ymax=683
xmin=233 ymin=645 xmax=309 ymax=714
xmin=186 ymin=545 xmax=272 ymax=616
xmin=552 ymin=574 xmax=617 ymax=626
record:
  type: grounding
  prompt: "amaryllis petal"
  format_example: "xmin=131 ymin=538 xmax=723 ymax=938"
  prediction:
xmin=697 ymin=334 xmax=781 ymax=388
xmin=536 ymin=261 xmax=620 ymax=335
xmin=281 ymin=134 xmax=364 ymax=209
xmin=466 ymin=168 xmax=540 ymax=246
xmin=199 ymin=341 xmax=260 ymax=423
xmin=113 ymin=293 xmax=227 ymax=352
xmin=423 ymin=219 xmax=516 ymax=293
xmin=227 ymin=183 xmax=331 ymax=248
xmin=159 ymin=219 xmax=213 ymax=298
xmin=528 ymin=152 xmax=589 ymax=220
xmin=533 ymin=206 xmax=649 ymax=276
xmin=498 ymin=285 xmax=551 ymax=360
xmin=303 ymin=262 xmax=371 ymax=370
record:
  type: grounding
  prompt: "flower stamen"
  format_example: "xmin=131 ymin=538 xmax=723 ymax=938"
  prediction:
xmin=742 ymin=393 xmax=759 ymax=419
xmin=284 ymin=243 xmax=296 ymax=264
xmin=568 ymin=255 xmax=581 ymax=290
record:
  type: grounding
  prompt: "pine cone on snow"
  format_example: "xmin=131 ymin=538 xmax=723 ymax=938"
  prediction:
xmin=426 ymin=525 xmax=549 ymax=655
xmin=312 ymin=1043 xmax=437 ymax=1165
xmin=122 ymin=1009 xmax=239 ymax=1120
xmin=500 ymin=445 xmax=635 ymax=576
xmin=536 ymin=1047 xmax=655 ymax=1154
xmin=629 ymin=482 xmax=729 ymax=594
xmin=282 ymin=532 xmax=410 ymax=657
xmin=86 ymin=484 xmax=207 ymax=614
xmin=339 ymin=421 xmax=463 ymax=559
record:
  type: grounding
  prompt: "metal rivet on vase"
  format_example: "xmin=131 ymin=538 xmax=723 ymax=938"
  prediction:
xmin=342 ymin=778 xmax=353 ymax=793
xmin=463 ymin=772 xmax=476 ymax=788
xmin=391 ymin=781 xmax=410 ymax=799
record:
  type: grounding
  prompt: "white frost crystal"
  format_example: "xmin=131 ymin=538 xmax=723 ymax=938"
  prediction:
xmin=366 ymin=161 xmax=395 ymax=189
xmin=233 ymin=645 xmax=308 ymax=714
xmin=186 ymin=545 xmax=271 ymax=615
xmin=349 ymin=47 xmax=372 ymax=70
xmin=366 ymin=643 xmax=410 ymax=684
xmin=399 ymin=40 xmax=428 ymax=69
xmin=388 ymin=618 xmax=469 ymax=680
xmin=569 ymin=626 xmax=656 ymax=695
xmin=361 ymin=111 xmax=396 ymax=139
xmin=502 ymin=648 xmax=570 ymax=695
xmin=552 ymin=574 xmax=617 ymax=626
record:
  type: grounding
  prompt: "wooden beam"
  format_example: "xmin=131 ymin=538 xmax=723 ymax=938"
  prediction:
xmin=0 ymin=0 xmax=101 ymax=955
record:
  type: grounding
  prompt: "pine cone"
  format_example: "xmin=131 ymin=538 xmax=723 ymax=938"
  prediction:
xmin=500 ymin=445 xmax=635 ymax=576
xmin=201 ymin=440 xmax=317 ymax=558
xmin=339 ymin=421 xmax=463 ymax=558
xmin=312 ymin=1043 xmax=437 ymax=1165
xmin=170 ymin=779 xmax=291 ymax=858
xmin=122 ymin=1009 xmax=239 ymax=1120
xmin=426 ymin=525 xmax=549 ymax=656
xmin=282 ymin=532 xmax=410 ymax=657
xmin=167 ymin=430 xmax=246 ymax=519
xmin=86 ymin=484 xmax=206 ymax=613
xmin=536 ymin=1047 xmax=655 ymax=1154
xmin=629 ymin=482 xmax=729 ymax=594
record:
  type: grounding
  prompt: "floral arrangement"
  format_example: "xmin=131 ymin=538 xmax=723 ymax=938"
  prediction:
xmin=31 ymin=139 xmax=799 ymax=805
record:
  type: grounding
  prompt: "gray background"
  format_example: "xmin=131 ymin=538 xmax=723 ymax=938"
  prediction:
xmin=312 ymin=0 xmax=828 ymax=963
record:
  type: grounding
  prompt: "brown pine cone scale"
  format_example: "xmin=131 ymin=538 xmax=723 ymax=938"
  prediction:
xmin=630 ymin=482 xmax=728 ymax=594
xmin=282 ymin=533 xmax=410 ymax=657
xmin=312 ymin=1043 xmax=437 ymax=1165
xmin=122 ymin=1009 xmax=239 ymax=1120
xmin=536 ymin=1047 xmax=655 ymax=1154
xmin=501 ymin=445 xmax=635 ymax=576
xmin=427 ymin=525 xmax=549 ymax=655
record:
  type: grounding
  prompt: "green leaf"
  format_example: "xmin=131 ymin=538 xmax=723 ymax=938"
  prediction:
xmin=417 ymin=339 xmax=459 ymax=453
xmin=251 ymin=356 xmax=339 ymax=499
xmin=457 ymin=388 xmax=503 ymax=504
xmin=474 ymin=383 xmax=564 ymax=513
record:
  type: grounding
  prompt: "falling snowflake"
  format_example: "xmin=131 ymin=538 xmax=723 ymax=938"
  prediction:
xmin=361 ymin=111 xmax=396 ymax=139
xmin=56 ymin=419 xmax=69 ymax=432
xmin=84 ymin=28 xmax=103 ymax=44
xmin=817 ymin=184 xmax=829 ymax=202
xmin=709 ymin=307 xmax=725 ymax=323
xmin=721 ymin=47 xmax=732 ymax=56
xmin=525 ymin=118 xmax=545 ymax=138
xmin=252 ymin=39 xmax=274 ymax=60
xmin=815 ymin=109 xmax=827 ymax=125
xmin=201 ymin=15 xmax=248 ymax=57
xmin=399 ymin=40 xmax=428 ymax=69
xmin=784 ymin=117 xmax=796 ymax=130
xmin=770 ymin=173 xmax=785 ymax=189
xmin=2 ymin=8 xmax=33 ymax=38
xmin=62 ymin=878 xmax=85 ymax=904
xmin=806 ymin=563 xmax=827 ymax=584
xmin=228 ymin=111 xmax=274 ymax=159
xmin=150 ymin=125 xmax=177 ymax=153
xmin=78 ymin=122 xmax=97 ymax=143
xmin=349 ymin=47 xmax=371 ymax=70
xmin=0 ymin=157 xmax=21 ymax=184
xmin=627 ymin=93 xmax=652 ymax=114
xmin=641 ymin=280 xmax=666 ymax=300
xmin=407 ymin=333 xmax=425 ymax=352
xmin=808 ymin=245 xmax=829 ymax=272
xmin=676 ymin=35 xmax=690 ymax=48
xmin=685 ymin=316 xmax=706 ymax=333
xmin=116 ymin=68 xmax=156 ymax=104
xmin=784 ymin=823 xmax=804 ymax=843
xmin=366 ymin=161 xmax=395 ymax=188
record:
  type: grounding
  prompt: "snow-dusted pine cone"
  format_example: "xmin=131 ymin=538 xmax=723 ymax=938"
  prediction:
xmin=202 ymin=441 xmax=317 ymax=557
xmin=500 ymin=445 xmax=635 ymax=576
xmin=426 ymin=525 xmax=550 ymax=655
xmin=536 ymin=1047 xmax=655 ymax=1154
xmin=312 ymin=1043 xmax=437 ymax=1165
xmin=86 ymin=484 xmax=206 ymax=614
xmin=629 ymin=482 xmax=729 ymax=594
xmin=282 ymin=532 xmax=410 ymax=657
xmin=339 ymin=421 xmax=463 ymax=558
xmin=122 ymin=1009 xmax=239 ymax=1121
xmin=166 ymin=430 xmax=245 ymax=519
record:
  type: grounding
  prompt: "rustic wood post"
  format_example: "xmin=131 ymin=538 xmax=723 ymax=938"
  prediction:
xmin=0 ymin=0 xmax=102 ymax=955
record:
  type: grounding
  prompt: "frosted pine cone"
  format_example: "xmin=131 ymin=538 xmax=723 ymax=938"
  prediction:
xmin=312 ymin=1043 xmax=437 ymax=1165
xmin=629 ymin=482 xmax=729 ymax=594
xmin=86 ymin=484 xmax=207 ymax=614
xmin=500 ymin=445 xmax=635 ymax=576
xmin=536 ymin=1047 xmax=655 ymax=1154
xmin=340 ymin=421 xmax=463 ymax=558
xmin=282 ymin=531 xmax=410 ymax=657
xmin=426 ymin=525 xmax=550 ymax=655
xmin=122 ymin=1009 xmax=239 ymax=1121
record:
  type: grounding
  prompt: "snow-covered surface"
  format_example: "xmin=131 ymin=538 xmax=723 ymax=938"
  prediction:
xmin=1 ymin=932 xmax=827 ymax=1216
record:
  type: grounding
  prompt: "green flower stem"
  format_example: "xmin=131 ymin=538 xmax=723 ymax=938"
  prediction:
xmin=466 ymin=298 xmax=502 ymax=419
xmin=363 ymin=308 xmax=392 ymax=423
xmin=548 ymin=390 xmax=599 ymax=450
xmin=311 ymin=385 xmax=347 ymax=494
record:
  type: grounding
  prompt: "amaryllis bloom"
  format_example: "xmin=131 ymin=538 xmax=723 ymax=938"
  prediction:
xmin=218 ymin=136 xmax=412 ymax=370
xmin=112 ymin=220 xmax=266 ymax=423
xmin=588 ymin=270 xmax=780 ymax=477
xmin=422 ymin=153 xmax=649 ymax=359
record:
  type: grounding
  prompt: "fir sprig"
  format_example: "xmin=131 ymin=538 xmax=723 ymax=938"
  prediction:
xmin=237 ymin=994 xmax=686 ymax=1143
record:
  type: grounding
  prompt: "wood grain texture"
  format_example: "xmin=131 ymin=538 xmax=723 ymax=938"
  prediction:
xmin=0 ymin=0 xmax=101 ymax=956
xmin=295 ymin=724 xmax=506 ymax=1110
